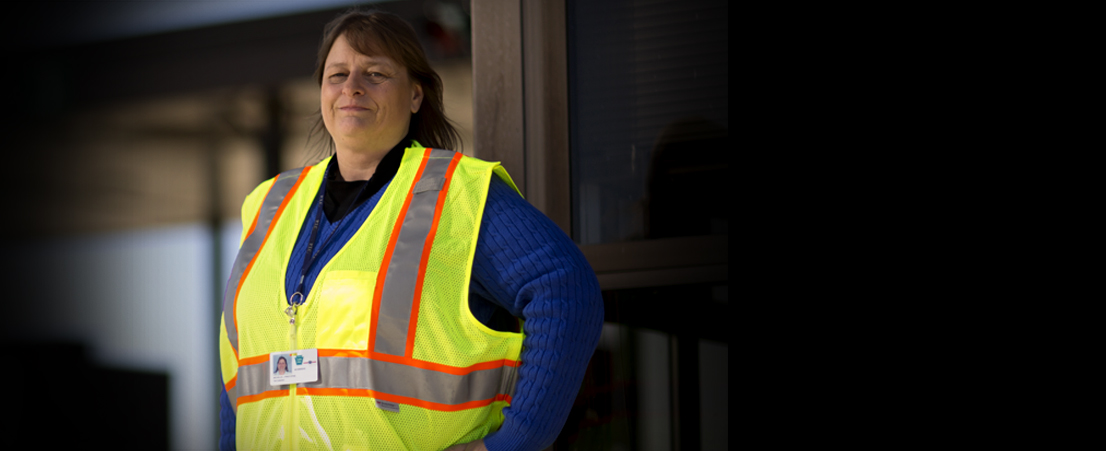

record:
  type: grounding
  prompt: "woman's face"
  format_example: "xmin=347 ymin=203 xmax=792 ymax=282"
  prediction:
xmin=277 ymin=358 xmax=287 ymax=373
xmin=321 ymin=33 xmax=423 ymax=154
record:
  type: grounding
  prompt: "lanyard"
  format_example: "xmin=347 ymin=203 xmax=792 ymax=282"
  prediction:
xmin=286 ymin=162 xmax=370 ymax=314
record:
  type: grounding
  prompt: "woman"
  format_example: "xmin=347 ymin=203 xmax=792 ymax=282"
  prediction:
xmin=273 ymin=356 xmax=288 ymax=375
xmin=218 ymin=10 xmax=603 ymax=451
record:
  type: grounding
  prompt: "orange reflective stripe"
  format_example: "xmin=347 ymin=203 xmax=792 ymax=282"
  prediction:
xmin=405 ymin=151 xmax=464 ymax=357
xmin=225 ymin=374 xmax=238 ymax=391
xmin=239 ymin=354 xmax=270 ymax=367
xmin=228 ymin=165 xmax=312 ymax=360
xmin=236 ymin=167 xmax=310 ymax=306
xmin=235 ymin=355 xmax=516 ymax=410
xmin=318 ymin=349 xmax=369 ymax=358
xmin=370 ymin=147 xmax=433 ymax=354
xmin=237 ymin=389 xmax=289 ymax=407
xmin=227 ymin=179 xmax=271 ymax=360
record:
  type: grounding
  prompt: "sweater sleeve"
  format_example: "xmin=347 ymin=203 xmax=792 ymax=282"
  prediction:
xmin=475 ymin=175 xmax=605 ymax=451
xmin=220 ymin=385 xmax=236 ymax=450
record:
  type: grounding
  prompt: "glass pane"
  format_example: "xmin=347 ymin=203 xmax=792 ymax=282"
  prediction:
xmin=568 ymin=0 xmax=729 ymax=244
xmin=553 ymin=323 xmax=670 ymax=451
xmin=553 ymin=283 xmax=729 ymax=450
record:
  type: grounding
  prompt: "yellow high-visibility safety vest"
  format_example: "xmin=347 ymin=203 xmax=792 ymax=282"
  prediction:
xmin=219 ymin=143 xmax=525 ymax=450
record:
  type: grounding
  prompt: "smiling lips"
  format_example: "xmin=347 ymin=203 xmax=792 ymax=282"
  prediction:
xmin=340 ymin=105 xmax=369 ymax=111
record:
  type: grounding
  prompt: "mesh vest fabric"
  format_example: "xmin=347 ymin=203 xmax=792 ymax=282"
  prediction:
xmin=219 ymin=145 xmax=525 ymax=450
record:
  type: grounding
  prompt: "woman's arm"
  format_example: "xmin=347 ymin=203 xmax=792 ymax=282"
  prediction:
xmin=220 ymin=384 xmax=236 ymax=450
xmin=471 ymin=175 xmax=605 ymax=451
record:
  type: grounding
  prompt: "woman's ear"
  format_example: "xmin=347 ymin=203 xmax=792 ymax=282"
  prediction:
xmin=411 ymin=83 xmax=424 ymax=114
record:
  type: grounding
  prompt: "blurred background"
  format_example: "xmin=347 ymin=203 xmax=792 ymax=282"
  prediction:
xmin=1 ymin=0 xmax=727 ymax=449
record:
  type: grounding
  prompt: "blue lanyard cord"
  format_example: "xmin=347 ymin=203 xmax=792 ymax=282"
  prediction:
xmin=289 ymin=163 xmax=371 ymax=306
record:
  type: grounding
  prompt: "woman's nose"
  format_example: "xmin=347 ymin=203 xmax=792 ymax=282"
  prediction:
xmin=342 ymin=77 xmax=364 ymax=96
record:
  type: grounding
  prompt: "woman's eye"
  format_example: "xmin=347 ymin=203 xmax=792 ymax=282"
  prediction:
xmin=328 ymin=73 xmax=347 ymax=83
xmin=366 ymin=72 xmax=387 ymax=83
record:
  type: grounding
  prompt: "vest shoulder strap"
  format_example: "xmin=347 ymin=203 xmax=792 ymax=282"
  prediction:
xmin=223 ymin=166 xmax=313 ymax=359
xmin=238 ymin=178 xmax=275 ymax=244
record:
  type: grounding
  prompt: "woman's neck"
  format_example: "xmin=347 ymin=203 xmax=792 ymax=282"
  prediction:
xmin=333 ymin=138 xmax=409 ymax=181
xmin=333 ymin=149 xmax=382 ymax=181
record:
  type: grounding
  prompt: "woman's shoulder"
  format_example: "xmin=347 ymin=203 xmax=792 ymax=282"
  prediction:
xmin=244 ymin=177 xmax=277 ymax=204
xmin=480 ymin=172 xmax=574 ymax=247
xmin=239 ymin=178 xmax=277 ymax=228
xmin=239 ymin=161 xmax=328 ymax=221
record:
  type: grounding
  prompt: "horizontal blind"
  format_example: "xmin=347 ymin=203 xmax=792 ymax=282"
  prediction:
xmin=568 ymin=0 xmax=728 ymax=244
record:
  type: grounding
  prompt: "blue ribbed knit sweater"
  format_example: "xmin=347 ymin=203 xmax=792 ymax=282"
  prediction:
xmin=220 ymin=157 xmax=604 ymax=451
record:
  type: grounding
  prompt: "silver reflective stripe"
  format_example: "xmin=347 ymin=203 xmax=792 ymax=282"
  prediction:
xmin=414 ymin=176 xmax=445 ymax=194
xmin=226 ymin=385 xmax=239 ymax=414
xmin=235 ymin=360 xmax=289 ymax=411
xmin=234 ymin=356 xmax=517 ymax=407
xmin=222 ymin=167 xmax=306 ymax=355
xmin=374 ymin=149 xmax=457 ymax=356
xmin=499 ymin=363 xmax=519 ymax=400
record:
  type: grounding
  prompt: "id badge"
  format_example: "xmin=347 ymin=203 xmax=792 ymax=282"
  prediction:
xmin=269 ymin=349 xmax=319 ymax=386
